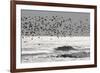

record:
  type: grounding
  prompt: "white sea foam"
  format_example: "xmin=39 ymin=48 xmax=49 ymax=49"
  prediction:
xmin=22 ymin=36 xmax=90 ymax=48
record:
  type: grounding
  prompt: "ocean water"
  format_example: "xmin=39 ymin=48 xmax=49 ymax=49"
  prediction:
xmin=21 ymin=36 xmax=90 ymax=63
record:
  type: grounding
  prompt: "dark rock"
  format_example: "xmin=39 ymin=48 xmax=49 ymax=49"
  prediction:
xmin=55 ymin=46 xmax=76 ymax=51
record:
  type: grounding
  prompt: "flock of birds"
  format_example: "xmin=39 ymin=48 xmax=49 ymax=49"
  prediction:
xmin=21 ymin=15 xmax=90 ymax=37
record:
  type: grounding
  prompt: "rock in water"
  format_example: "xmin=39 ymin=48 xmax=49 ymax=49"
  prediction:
xmin=55 ymin=46 xmax=76 ymax=51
